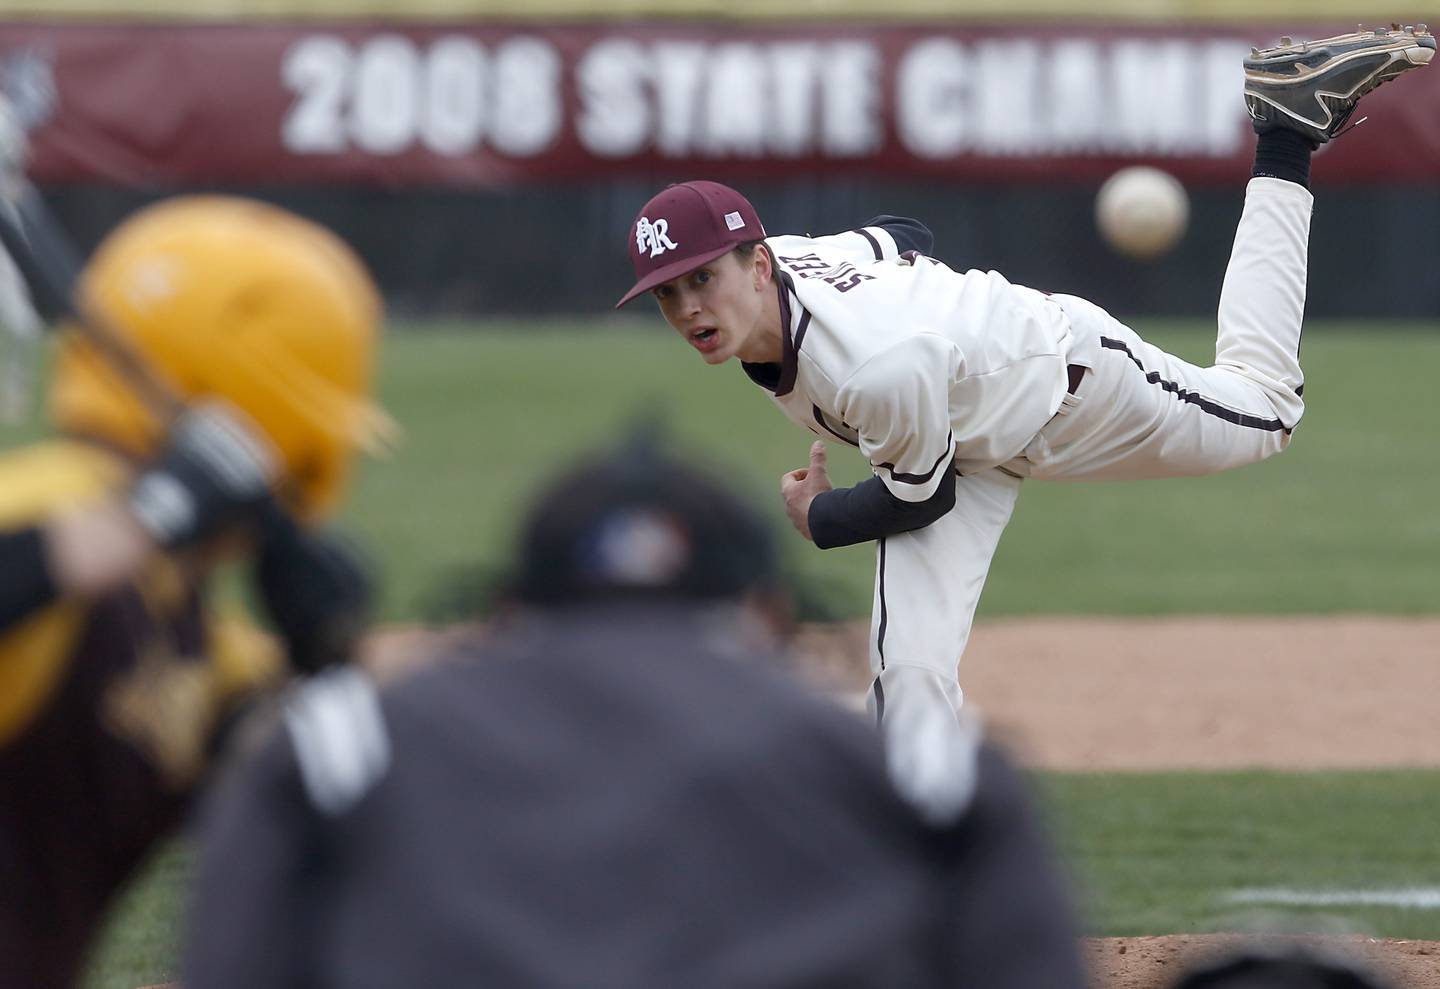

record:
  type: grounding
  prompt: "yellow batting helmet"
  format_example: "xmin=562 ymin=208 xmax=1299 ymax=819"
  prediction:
xmin=50 ymin=196 xmax=391 ymax=519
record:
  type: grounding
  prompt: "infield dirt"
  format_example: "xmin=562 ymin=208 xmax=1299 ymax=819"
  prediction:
xmin=791 ymin=615 xmax=1440 ymax=771
xmin=1084 ymin=934 xmax=1440 ymax=989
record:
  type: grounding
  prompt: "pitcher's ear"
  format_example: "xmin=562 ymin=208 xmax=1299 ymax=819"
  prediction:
xmin=753 ymin=243 xmax=773 ymax=288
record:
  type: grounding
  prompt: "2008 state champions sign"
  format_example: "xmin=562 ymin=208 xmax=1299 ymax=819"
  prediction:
xmin=4 ymin=22 xmax=1435 ymax=186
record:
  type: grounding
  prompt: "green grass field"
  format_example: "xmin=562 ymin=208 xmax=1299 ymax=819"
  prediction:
xmin=7 ymin=317 xmax=1430 ymax=987
xmin=1047 ymin=770 xmax=1440 ymax=941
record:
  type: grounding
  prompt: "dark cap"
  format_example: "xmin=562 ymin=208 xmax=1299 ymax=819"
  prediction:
xmin=615 ymin=181 xmax=766 ymax=308
xmin=512 ymin=432 xmax=778 ymax=605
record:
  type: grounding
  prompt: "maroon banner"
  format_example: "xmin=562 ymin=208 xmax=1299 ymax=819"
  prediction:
xmin=2 ymin=22 xmax=1437 ymax=186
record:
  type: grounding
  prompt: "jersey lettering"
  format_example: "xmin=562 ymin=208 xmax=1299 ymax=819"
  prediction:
xmin=780 ymin=254 xmax=877 ymax=293
xmin=779 ymin=252 xmax=830 ymax=272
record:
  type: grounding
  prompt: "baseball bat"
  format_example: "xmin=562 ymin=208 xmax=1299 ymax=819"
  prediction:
xmin=0 ymin=173 xmax=185 ymax=422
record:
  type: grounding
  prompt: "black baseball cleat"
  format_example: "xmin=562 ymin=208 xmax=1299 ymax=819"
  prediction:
xmin=1244 ymin=24 xmax=1435 ymax=145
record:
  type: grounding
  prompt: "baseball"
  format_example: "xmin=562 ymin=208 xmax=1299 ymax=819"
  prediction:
xmin=1095 ymin=166 xmax=1190 ymax=260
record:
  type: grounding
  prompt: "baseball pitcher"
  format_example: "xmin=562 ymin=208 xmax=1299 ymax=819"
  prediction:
xmin=614 ymin=27 xmax=1434 ymax=821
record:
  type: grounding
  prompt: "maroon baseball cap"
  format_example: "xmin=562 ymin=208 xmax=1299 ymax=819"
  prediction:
xmin=615 ymin=180 xmax=766 ymax=308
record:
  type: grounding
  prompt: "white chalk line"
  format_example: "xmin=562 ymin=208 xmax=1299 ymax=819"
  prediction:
xmin=1225 ymin=888 xmax=1440 ymax=909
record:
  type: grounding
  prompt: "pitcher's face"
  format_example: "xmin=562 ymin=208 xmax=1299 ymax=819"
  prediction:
xmin=652 ymin=249 xmax=773 ymax=366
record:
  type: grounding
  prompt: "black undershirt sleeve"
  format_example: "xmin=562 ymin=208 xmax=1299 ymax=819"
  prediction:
xmin=0 ymin=526 xmax=59 ymax=632
xmin=859 ymin=215 xmax=934 ymax=257
xmin=808 ymin=462 xmax=957 ymax=549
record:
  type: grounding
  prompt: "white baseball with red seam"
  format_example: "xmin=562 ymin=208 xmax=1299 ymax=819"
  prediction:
xmin=1095 ymin=166 xmax=1189 ymax=260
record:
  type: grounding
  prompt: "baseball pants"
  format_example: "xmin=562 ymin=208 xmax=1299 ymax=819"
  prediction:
xmin=872 ymin=176 xmax=1313 ymax=819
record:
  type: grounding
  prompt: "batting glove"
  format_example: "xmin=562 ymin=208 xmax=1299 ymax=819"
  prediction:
xmin=127 ymin=403 xmax=276 ymax=550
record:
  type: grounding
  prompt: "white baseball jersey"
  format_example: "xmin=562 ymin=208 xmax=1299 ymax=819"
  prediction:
xmin=752 ymin=230 xmax=1073 ymax=502
xmin=746 ymin=179 xmax=1313 ymax=822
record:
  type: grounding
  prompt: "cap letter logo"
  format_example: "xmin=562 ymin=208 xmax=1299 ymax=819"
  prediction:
xmin=636 ymin=217 xmax=679 ymax=259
